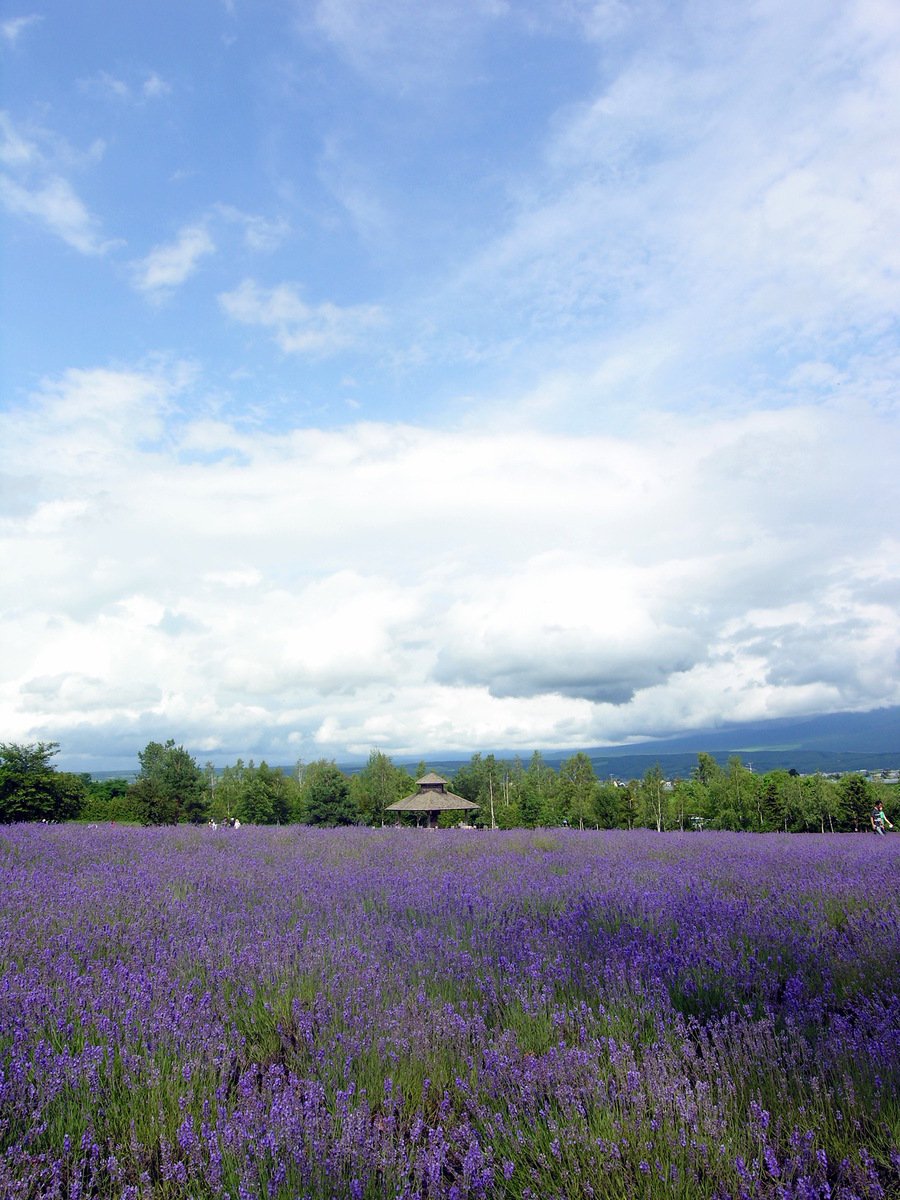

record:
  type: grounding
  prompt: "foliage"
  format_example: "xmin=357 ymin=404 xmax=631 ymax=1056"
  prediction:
xmin=838 ymin=772 xmax=877 ymax=831
xmin=300 ymin=759 xmax=357 ymax=826
xmin=557 ymin=751 xmax=598 ymax=829
xmin=452 ymin=753 xmax=504 ymax=827
xmin=79 ymin=777 xmax=142 ymax=823
xmin=207 ymin=759 xmax=299 ymax=825
xmin=6 ymin=732 xmax=897 ymax=835
xmin=637 ymin=761 xmax=666 ymax=831
xmin=0 ymin=742 xmax=87 ymax=823
xmin=349 ymin=750 xmax=415 ymax=825
xmin=129 ymin=739 xmax=208 ymax=825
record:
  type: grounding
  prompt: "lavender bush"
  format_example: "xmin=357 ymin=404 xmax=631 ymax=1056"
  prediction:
xmin=1 ymin=826 xmax=897 ymax=1199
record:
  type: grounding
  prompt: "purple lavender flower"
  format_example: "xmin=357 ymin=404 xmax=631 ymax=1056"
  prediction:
xmin=0 ymin=825 xmax=896 ymax=1198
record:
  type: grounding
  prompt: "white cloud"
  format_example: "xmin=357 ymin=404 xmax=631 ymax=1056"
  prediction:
xmin=308 ymin=0 xmax=508 ymax=91
xmin=91 ymin=71 xmax=131 ymax=100
xmin=80 ymin=68 xmax=172 ymax=102
xmin=216 ymin=205 xmax=290 ymax=251
xmin=0 ymin=110 xmax=37 ymax=167
xmin=1 ymin=14 xmax=41 ymax=45
xmin=421 ymin=0 xmax=900 ymax=418
xmin=219 ymin=279 xmax=384 ymax=355
xmin=129 ymin=207 xmax=288 ymax=303
xmin=0 ymin=172 xmax=110 ymax=254
xmin=142 ymin=72 xmax=171 ymax=99
xmin=132 ymin=224 xmax=216 ymax=297
xmin=315 ymin=135 xmax=393 ymax=249
xmin=1 ymin=365 xmax=897 ymax=764
xmin=0 ymin=111 xmax=112 ymax=253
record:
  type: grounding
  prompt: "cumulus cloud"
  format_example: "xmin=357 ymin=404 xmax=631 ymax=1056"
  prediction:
xmin=3 ymin=3 xmax=899 ymax=768
xmin=132 ymin=224 xmax=216 ymax=297
xmin=219 ymin=279 xmax=384 ymax=355
xmin=1 ymin=365 xmax=898 ymax=766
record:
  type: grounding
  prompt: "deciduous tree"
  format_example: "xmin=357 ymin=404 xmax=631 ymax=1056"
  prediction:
xmin=558 ymin=752 xmax=598 ymax=830
xmin=0 ymin=742 xmax=86 ymax=823
xmin=638 ymin=762 xmax=667 ymax=832
xmin=350 ymin=750 xmax=413 ymax=826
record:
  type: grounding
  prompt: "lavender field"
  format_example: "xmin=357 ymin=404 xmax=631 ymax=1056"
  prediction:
xmin=1 ymin=827 xmax=898 ymax=1200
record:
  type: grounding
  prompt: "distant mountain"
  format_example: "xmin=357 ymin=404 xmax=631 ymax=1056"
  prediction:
xmin=587 ymin=706 xmax=900 ymax=757
xmin=400 ymin=706 xmax=900 ymax=780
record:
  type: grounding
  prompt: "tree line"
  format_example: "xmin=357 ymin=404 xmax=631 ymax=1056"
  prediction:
xmin=0 ymin=741 xmax=896 ymax=832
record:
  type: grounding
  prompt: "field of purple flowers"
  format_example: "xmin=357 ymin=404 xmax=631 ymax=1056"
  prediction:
xmin=1 ymin=827 xmax=898 ymax=1200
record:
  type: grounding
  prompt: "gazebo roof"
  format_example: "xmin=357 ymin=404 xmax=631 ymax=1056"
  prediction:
xmin=386 ymin=792 xmax=478 ymax=813
xmin=386 ymin=771 xmax=479 ymax=813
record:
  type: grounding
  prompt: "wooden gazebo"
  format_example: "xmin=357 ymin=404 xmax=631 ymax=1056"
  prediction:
xmin=386 ymin=772 xmax=479 ymax=828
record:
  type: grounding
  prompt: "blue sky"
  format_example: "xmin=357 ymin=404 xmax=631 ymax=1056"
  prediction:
xmin=2 ymin=1 xmax=899 ymax=771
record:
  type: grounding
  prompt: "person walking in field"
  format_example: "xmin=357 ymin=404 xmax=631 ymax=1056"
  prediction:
xmin=871 ymin=800 xmax=894 ymax=835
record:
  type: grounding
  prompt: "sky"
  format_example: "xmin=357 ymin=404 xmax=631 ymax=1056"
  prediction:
xmin=1 ymin=0 xmax=899 ymax=773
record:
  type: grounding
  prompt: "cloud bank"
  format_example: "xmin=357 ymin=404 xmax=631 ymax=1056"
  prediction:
xmin=2 ymin=367 xmax=897 ymax=769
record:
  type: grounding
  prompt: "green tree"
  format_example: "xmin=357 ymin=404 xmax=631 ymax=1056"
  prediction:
xmin=209 ymin=759 xmax=246 ymax=824
xmin=838 ymin=773 xmax=876 ymax=832
xmin=558 ymin=752 xmax=598 ymax=830
xmin=301 ymin=760 xmax=356 ymax=826
xmin=694 ymin=752 xmax=721 ymax=787
xmin=130 ymin=740 xmax=208 ymax=825
xmin=516 ymin=752 xmax=555 ymax=827
xmin=637 ymin=763 xmax=668 ymax=831
xmin=689 ymin=753 xmax=728 ymax=827
xmin=452 ymin=754 xmax=505 ymax=828
xmin=668 ymin=777 xmax=695 ymax=831
xmin=759 ymin=772 xmax=792 ymax=831
xmin=516 ymin=776 xmax=542 ymax=828
xmin=594 ymin=781 xmax=624 ymax=828
xmin=238 ymin=764 xmax=275 ymax=825
xmin=671 ymin=777 xmax=707 ymax=830
xmin=493 ymin=762 xmax=519 ymax=829
xmin=799 ymin=772 xmax=841 ymax=833
xmin=231 ymin=761 xmax=295 ymax=825
xmin=80 ymin=777 xmax=141 ymax=823
xmin=350 ymin=750 xmax=413 ymax=826
xmin=258 ymin=761 xmax=295 ymax=824
xmin=613 ymin=781 xmax=639 ymax=829
xmin=0 ymin=742 xmax=87 ymax=823
xmin=716 ymin=757 xmax=756 ymax=830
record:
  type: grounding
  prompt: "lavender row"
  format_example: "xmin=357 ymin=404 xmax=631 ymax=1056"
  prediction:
xmin=1 ymin=826 xmax=898 ymax=1198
